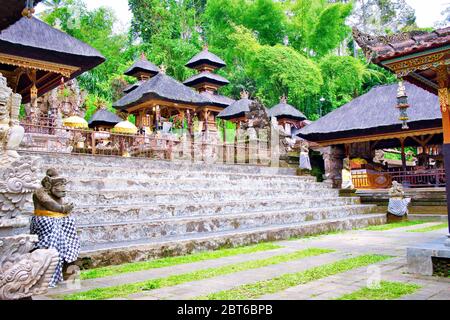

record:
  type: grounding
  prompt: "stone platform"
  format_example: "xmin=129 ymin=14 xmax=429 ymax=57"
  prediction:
xmin=357 ymin=188 xmax=448 ymax=215
xmin=21 ymin=152 xmax=386 ymax=268
xmin=407 ymin=236 xmax=450 ymax=276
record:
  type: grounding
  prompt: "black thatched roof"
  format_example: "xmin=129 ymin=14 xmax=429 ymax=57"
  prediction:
xmin=217 ymin=97 xmax=255 ymax=120
xmin=298 ymin=82 xmax=441 ymax=142
xmin=0 ymin=17 xmax=105 ymax=103
xmin=200 ymin=92 xmax=235 ymax=108
xmin=268 ymin=101 xmax=307 ymax=121
xmin=183 ymin=71 xmax=229 ymax=87
xmin=124 ymin=55 xmax=159 ymax=77
xmin=113 ymin=73 xmax=211 ymax=110
xmin=88 ymin=109 xmax=122 ymax=128
xmin=185 ymin=48 xmax=226 ymax=70
xmin=123 ymin=81 xmax=144 ymax=94
xmin=0 ymin=0 xmax=42 ymax=31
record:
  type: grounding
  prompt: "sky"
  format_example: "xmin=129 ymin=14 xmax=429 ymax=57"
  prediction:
xmin=36 ymin=0 xmax=449 ymax=32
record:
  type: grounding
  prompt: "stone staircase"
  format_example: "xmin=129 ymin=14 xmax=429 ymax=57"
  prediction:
xmin=22 ymin=153 xmax=386 ymax=268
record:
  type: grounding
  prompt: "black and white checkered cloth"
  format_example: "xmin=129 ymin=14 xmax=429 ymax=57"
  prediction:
xmin=388 ymin=198 xmax=411 ymax=217
xmin=30 ymin=216 xmax=80 ymax=287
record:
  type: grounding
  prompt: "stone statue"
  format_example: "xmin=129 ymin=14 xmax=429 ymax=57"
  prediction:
xmin=373 ymin=149 xmax=385 ymax=165
xmin=341 ymin=157 xmax=354 ymax=190
xmin=388 ymin=181 xmax=411 ymax=219
xmin=243 ymin=99 xmax=270 ymax=131
xmin=30 ymin=169 xmax=80 ymax=287
xmin=24 ymin=79 xmax=87 ymax=120
xmin=0 ymin=235 xmax=58 ymax=300
xmin=299 ymin=140 xmax=312 ymax=171
xmin=0 ymin=73 xmax=59 ymax=300
xmin=0 ymin=74 xmax=24 ymax=160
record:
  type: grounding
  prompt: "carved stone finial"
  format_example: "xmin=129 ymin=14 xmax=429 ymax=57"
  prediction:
xmin=160 ymin=64 xmax=167 ymax=75
xmin=203 ymin=43 xmax=209 ymax=51
xmin=397 ymin=81 xmax=406 ymax=98
xmin=280 ymin=94 xmax=287 ymax=104
xmin=141 ymin=52 xmax=147 ymax=60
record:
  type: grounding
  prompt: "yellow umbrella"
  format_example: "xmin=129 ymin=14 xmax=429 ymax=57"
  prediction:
xmin=62 ymin=116 xmax=88 ymax=129
xmin=113 ymin=120 xmax=138 ymax=135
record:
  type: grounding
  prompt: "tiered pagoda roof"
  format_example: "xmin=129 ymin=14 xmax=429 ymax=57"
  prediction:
xmin=113 ymin=72 xmax=211 ymax=110
xmin=124 ymin=53 xmax=159 ymax=80
xmin=184 ymin=45 xmax=233 ymax=109
xmin=185 ymin=47 xmax=226 ymax=71
xmin=217 ymin=91 xmax=255 ymax=120
xmin=183 ymin=71 xmax=230 ymax=88
xmin=268 ymin=96 xmax=307 ymax=121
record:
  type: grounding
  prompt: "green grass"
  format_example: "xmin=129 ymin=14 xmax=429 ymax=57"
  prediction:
xmin=337 ymin=281 xmax=421 ymax=300
xmin=81 ymin=243 xmax=283 ymax=280
xmin=63 ymin=248 xmax=333 ymax=300
xmin=288 ymin=230 xmax=346 ymax=241
xmin=197 ymin=254 xmax=392 ymax=300
xmin=407 ymin=223 xmax=449 ymax=233
xmin=364 ymin=220 xmax=428 ymax=231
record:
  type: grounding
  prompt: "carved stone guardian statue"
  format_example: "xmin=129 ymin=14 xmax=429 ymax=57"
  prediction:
xmin=341 ymin=157 xmax=354 ymax=190
xmin=387 ymin=181 xmax=411 ymax=222
xmin=31 ymin=169 xmax=80 ymax=287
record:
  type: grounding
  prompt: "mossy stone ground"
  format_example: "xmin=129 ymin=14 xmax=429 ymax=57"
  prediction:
xmin=40 ymin=221 xmax=450 ymax=301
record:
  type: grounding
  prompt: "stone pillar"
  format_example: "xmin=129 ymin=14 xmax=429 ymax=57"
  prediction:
xmin=321 ymin=145 xmax=345 ymax=189
xmin=0 ymin=73 xmax=59 ymax=300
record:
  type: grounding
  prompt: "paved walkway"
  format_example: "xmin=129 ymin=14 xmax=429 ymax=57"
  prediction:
xmin=39 ymin=222 xmax=450 ymax=300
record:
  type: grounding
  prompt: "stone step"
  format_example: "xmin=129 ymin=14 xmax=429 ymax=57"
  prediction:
xmin=61 ymin=188 xmax=340 ymax=207
xmin=40 ymin=164 xmax=316 ymax=183
xmin=70 ymin=197 xmax=362 ymax=225
xmin=78 ymin=213 xmax=387 ymax=269
xmin=77 ymin=205 xmax=377 ymax=246
xmin=65 ymin=177 xmax=329 ymax=192
xmin=23 ymin=152 xmax=298 ymax=176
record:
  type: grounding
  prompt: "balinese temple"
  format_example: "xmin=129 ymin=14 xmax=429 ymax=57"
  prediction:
xmin=113 ymin=58 xmax=210 ymax=132
xmin=88 ymin=108 xmax=122 ymax=131
xmin=114 ymin=48 xmax=235 ymax=134
xmin=217 ymin=91 xmax=255 ymax=125
xmin=0 ymin=17 xmax=104 ymax=104
xmin=184 ymin=45 xmax=235 ymax=130
xmin=299 ymin=82 xmax=443 ymax=189
xmin=268 ymin=95 xmax=308 ymax=135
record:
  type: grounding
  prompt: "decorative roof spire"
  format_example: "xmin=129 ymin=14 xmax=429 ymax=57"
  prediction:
xmin=240 ymin=90 xmax=249 ymax=99
xmin=203 ymin=43 xmax=209 ymax=51
xmin=160 ymin=64 xmax=167 ymax=75
xmin=280 ymin=94 xmax=287 ymax=104
xmin=396 ymin=81 xmax=410 ymax=130
xmin=141 ymin=52 xmax=147 ymax=60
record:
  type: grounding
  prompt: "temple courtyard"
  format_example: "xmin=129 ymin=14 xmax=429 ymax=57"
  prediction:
xmin=36 ymin=221 xmax=449 ymax=301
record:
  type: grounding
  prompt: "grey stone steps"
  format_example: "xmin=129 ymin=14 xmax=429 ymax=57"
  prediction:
xmin=70 ymin=197 xmax=362 ymax=225
xmin=62 ymin=188 xmax=339 ymax=206
xmin=44 ymin=164 xmax=316 ymax=183
xmin=78 ymin=214 xmax=387 ymax=268
xmin=24 ymin=152 xmax=298 ymax=176
xmin=77 ymin=205 xmax=377 ymax=246
xmin=66 ymin=177 xmax=328 ymax=192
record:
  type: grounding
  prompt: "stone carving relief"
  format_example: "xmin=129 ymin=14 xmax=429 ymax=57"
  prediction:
xmin=0 ymin=235 xmax=58 ymax=300
xmin=24 ymin=79 xmax=87 ymax=120
xmin=0 ymin=72 xmax=59 ymax=300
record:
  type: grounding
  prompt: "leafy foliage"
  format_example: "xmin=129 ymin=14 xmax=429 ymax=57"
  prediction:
xmin=38 ymin=0 xmax=409 ymax=120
